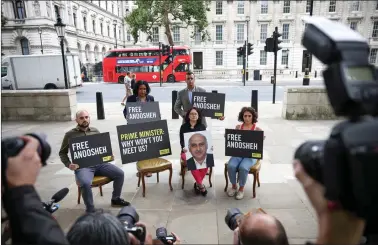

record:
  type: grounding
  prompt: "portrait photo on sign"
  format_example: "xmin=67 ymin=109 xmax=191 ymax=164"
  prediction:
xmin=183 ymin=130 xmax=214 ymax=171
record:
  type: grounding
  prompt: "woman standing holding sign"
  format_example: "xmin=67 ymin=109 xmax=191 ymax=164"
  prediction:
xmin=227 ymin=107 xmax=263 ymax=200
xmin=123 ymin=80 xmax=155 ymax=178
xmin=180 ymin=107 xmax=209 ymax=196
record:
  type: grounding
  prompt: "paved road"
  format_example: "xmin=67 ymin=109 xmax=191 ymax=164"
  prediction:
xmin=77 ymin=80 xmax=324 ymax=103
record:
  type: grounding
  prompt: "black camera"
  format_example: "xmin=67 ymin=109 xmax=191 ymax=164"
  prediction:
xmin=225 ymin=208 xmax=244 ymax=231
xmin=295 ymin=16 xmax=378 ymax=233
xmin=1 ymin=133 xmax=51 ymax=187
xmin=156 ymin=227 xmax=176 ymax=245
xmin=117 ymin=206 xmax=146 ymax=242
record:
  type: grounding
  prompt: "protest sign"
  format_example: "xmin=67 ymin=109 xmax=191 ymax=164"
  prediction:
xmin=69 ymin=132 xmax=113 ymax=168
xmin=192 ymin=92 xmax=225 ymax=118
xmin=126 ymin=102 xmax=161 ymax=124
xmin=117 ymin=120 xmax=171 ymax=164
xmin=225 ymin=129 xmax=264 ymax=159
xmin=183 ymin=130 xmax=215 ymax=171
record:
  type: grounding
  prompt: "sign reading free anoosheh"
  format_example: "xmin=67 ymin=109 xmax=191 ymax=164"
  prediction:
xmin=192 ymin=92 xmax=225 ymax=118
xmin=69 ymin=132 xmax=113 ymax=168
xmin=225 ymin=129 xmax=264 ymax=159
xmin=126 ymin=102 xmax=161 ymax=124
xmin=116 ymin=120 xmax=171 ymax=164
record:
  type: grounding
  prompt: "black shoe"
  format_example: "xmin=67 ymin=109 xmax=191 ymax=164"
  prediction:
xmin=111 ymin=198 xmax=130 ymax=207
xmin=200 ymin=185 xmax=208 ymax=196
xmin=194 ymin=183 xmax=200 ymax=195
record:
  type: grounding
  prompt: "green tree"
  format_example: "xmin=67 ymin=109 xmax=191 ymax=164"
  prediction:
xmin=125 ymin=0 xmax=211 ymax=46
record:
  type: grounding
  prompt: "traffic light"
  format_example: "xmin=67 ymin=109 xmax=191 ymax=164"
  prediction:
xmin=247 ymin=43 xmax=253 ymax=56
xmin=264 ymin=38 xmax=274 ymax=52
xmin=237 ymin=46 xmax=244 ymax=57
xmin=273 ymin=30 xmax=282 ymax=52
xmin=161 ymin=44 xmax=170 ymax=56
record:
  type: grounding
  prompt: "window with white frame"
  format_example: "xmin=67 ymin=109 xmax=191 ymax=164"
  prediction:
xmin=261 ymin=0 xmax=268 ymax=14
xmin=372 ymin=21 xmax=378 ymax=38
xmin=306 ymin=0 xmax=311 ymax=13
xmin=351 ymin=1 xmax=360 ymax=11
xmin=107 ymin=25 xmax=110 ymax=36
xmin=13 ymin=0 xmax=27 ymax=19
xmin=215 ymin=51 xmax=223 ymax=66
xmin=260 ymin=50 xmax=267 ymax=65
xmin=329 ymin=0 xmax=336 ymax=12
xmin=92 ymin=20 xmax=96 ymax=33
xmin=215 ymin=25 xmax=223 ymax=43
xmin=194 ymin=26 xmax=201 ymax=42
xmin=350 ymin=21 xmax=357 ymax=30
xmin=282 ymin=24 xmax=290 ymax=40
xmin=237 ymin=1 xmax=244 ymax=14
xmin=369 ymin=48 xmax=378 ymax=63
xmin=173 ymin=26 xmax=180 ymax=42
xmin=260 ymin=24 xmax=267 ymax=42
xmin=283 ymin=0 xmax=290 ymax=13
xmin=237 ymin=56 xmax=243 ymax=66
xmin=20 ymin=38 xmax=29 ymax=55
xmin=83 ymin=17 xmax=87 ymax=31
xmin=237 ymin=24 xmax=244 ymax=42
xmin=281 ymin=50 xmax=289 ymax=65
xmin=127 ymin=30 xmax=131 ymax=41
xmin=152 ymin=27 xmax=159 ymax=42
xmin=216 ymin=1 xmax=222 ymax=15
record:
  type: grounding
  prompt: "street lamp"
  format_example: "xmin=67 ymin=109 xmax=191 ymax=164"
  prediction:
xmin=113 ymin=19 xmax=117 ymax=48
xmin=38 ymin=27 xmax=43 ymax=54
xmin=245 ymin=16 xmax=250 ymax=80
xmin=54 ymin=15 xmax=69 ymax=89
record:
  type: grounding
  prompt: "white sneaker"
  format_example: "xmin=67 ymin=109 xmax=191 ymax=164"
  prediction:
xmin=227 ymin=188 xmax=237 ymax=197
xmin=235 ymin=191 xmax=244 ymax=200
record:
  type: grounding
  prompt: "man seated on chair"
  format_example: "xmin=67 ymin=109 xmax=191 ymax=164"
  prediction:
xmin=59 ymin=110 xmax=130 ymax=213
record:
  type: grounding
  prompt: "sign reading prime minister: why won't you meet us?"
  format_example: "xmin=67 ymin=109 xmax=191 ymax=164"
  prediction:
xmin=225 ymin=129 xmax=264 ymax=159
xmin=192 ymin=92 xmax=225 ymax=118
xmin=116 ymin=120 xmax=171 ymax=164
xmin=69 ymin=132 xmax=113 ymax=168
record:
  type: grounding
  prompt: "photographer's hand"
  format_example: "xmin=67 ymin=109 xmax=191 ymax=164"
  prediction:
xmin=128 ymin=222 xmax=153 ymax=245
xmin=6 ymin=136 xmax=42 ymax=188
xmin=293 ymin=160 xmax=365 ymax=245
xmin=232 ymin=227 xmax=240 ymax=245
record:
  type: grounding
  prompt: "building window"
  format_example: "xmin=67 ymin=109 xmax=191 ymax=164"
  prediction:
xmin=236 ymin=24 xmax=244 ymax=42
xmin=100 ymin=23 xmax=103 ymax=35
xmin=215 ymin=1 xmax=222 ymax=15
xmin=83 ymin=17 xmax=87 ymax=31
xmin=107 ymin=25 xmax=110 ymax=36
xmin=127 ymin=31 xmax=131 ymax=41
xmin=237 ymin=56 xmax=243 ymax=66
xmin=372 ymin=21 xmax=378 ymax=38
xmin=369 ymin=48 xmax=378 ymax=63
xmin=306 ymin=0 xmax=311 ymax=13
xmin=215 ymin=51 xmax=223 ymax=66
xmin=13 ymin=0 xmax=26 ymax=19
xmin=119 ymin=29 xmax=121 ymax=40
xmin=173 ymin=26 xmax=180 ymax=42
xmin=194 ymin=26 xmax=201 ymax=42
xmin=329 ymin=0 xmax=336 ymax=12
xmin=350 ymin=21 xmax=357 ymax=30
xmin=20 ymin=38 xmax=29 ymax=55
xmin=73 ymin=13 xmax=77 ymax=27
xmin=260 ymin=50 xmax=267 ymax=65
xmin=92 ymin=20 xmax=96 ymax=33
xmin=260 ymin=24 xmax=267 ymax=42
xmin=237 ymin=1 xmax=244 ymax=14
xmin=112 ymin=4 xmax=114 ymax=14
xmin=283 ymin=0 xmax=290 ymax=13
xmin=282 ymin=24 xmax=290 ymax=40
xmin=261 ymin=0 xmax=268 ymax=14
xmin=281 ymin=50 xmax=289 ymax=65
xmin=376 ymin=0 xmax=378 ymax=10
xmin=54 ymin=5 xmax=60 ymax=19
xmin=152 ymin=27 xmax=159 ymax=43
xmin=106 ymin=1 xmax=108 ymax=10
xmin=351 ymin=1 xmax=360 ymax=11
xmin=215 ymin=25 xmax=223 ymax=44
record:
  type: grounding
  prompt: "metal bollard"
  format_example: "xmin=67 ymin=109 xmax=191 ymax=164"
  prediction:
xmin=295 ymin=71 xmax=298 ymax=78
xmin=251 ymin=90 xmax=258 ymax=113
xmin=303 ymin=68 xmax=310 ymax=86
xmin=172 ymin=90 xmax=179 ymax=119
xmin=96 ymin=92 xmax=105 ymax=120
xmin=314 ymin=70 xmax=317 ymax=78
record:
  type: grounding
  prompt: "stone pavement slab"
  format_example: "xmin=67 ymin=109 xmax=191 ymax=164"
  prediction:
xmin=1 ymin=101 xmax=338 ymax=243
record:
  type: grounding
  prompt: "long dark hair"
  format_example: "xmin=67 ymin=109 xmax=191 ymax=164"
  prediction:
xmin=238 ymin=106 xmax=258 ymax=124
xmin=132 ymin=80 xmax=151 ymax=96
xmin=185 ymin=107 xmax=202 ymax=125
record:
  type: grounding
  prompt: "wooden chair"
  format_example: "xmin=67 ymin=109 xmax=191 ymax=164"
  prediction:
xmin=180 ymin=159 xmax=212 ymax=189
xmin=77 ymin=176 xmax=112 ymax=204
xmin=137 ymin=158 xmax=173 ymax=197
xmin=224 ymin=160 xmax=261 ymax=198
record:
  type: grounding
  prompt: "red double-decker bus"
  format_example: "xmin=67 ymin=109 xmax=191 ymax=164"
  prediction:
xmin=102 ymin=46 xmax=191 ymax=83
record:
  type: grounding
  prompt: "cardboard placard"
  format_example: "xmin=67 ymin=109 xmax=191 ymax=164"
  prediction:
xmin=192 ymin=92 xmax=225 ymax=118
xmin=126 ymin=102 xmax=161 ymax=124
xmin=225 ymin=129 xmax=264 ymax=159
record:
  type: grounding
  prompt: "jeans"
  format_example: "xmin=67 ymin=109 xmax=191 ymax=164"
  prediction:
xmin=75 ymin=163 xmax=124 ymax=212
xmin=227 ymin=157 xmax=257 ymax=187
xmin=181 ymin=153 xmax=207 ymax=185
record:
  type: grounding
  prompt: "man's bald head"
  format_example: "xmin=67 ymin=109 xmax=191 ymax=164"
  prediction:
xmin=75 ymin=110 xmax=90 ymax=129
xmin=239 ymin=213 xmax=288 ymax=245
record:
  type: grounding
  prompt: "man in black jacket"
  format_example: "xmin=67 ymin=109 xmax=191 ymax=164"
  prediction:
xmin=2 ymin=135 xmax=69 ymax=245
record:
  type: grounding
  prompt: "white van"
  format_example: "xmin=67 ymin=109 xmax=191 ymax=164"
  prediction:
xmin=1 ymin=53 xmax=83 ymax=90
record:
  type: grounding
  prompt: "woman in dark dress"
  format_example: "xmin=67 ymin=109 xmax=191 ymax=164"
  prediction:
xmin=179 ymin=107 xmax=208 ymax=196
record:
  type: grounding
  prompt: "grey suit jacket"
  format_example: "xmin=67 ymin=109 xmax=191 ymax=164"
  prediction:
xmin=174 ymin=86 xmax=207 ymax=127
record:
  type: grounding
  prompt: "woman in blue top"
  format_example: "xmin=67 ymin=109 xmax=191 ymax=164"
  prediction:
xmin=123 ymin=80 xmax=155 ymax=119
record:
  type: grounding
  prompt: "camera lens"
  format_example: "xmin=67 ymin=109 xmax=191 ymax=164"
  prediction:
xmin=294 ymin=140 xmax=325 ymax=183
xmin=117 ymin=206 xmax=139 ymax=228
xmin=156 ymin=227 xmax=167 ymax=239
xmin=225 ymin=208 xmax=244 ymax=231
